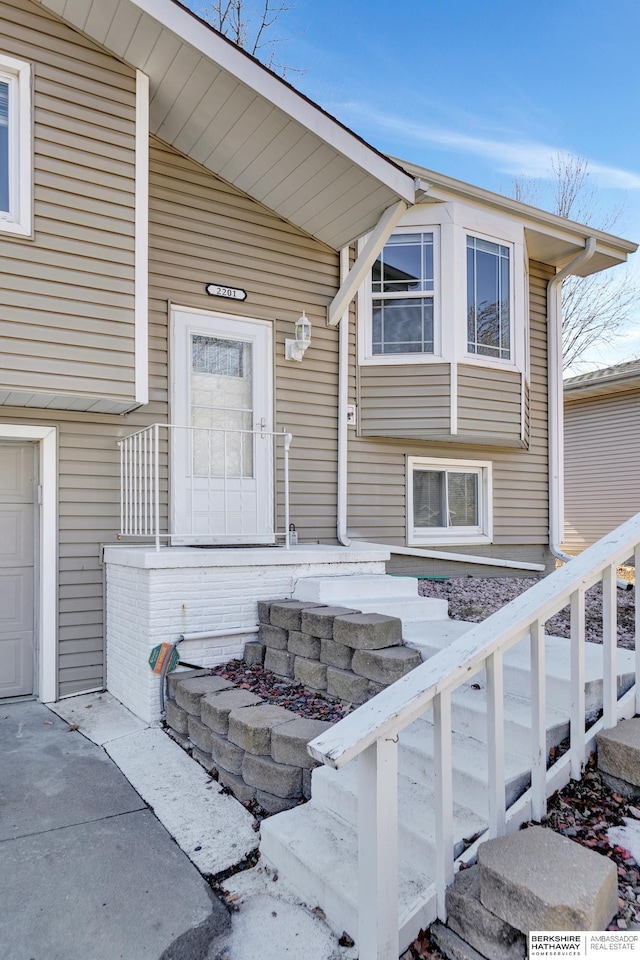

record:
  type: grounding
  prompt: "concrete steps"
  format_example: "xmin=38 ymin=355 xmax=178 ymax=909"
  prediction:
xmin=404 ymin=620 xmax=635 ymax=718
xmin=261 ymin=573 xmax=633 ymax=951
xmin=310 ymin=762 xmax=488 ymax=872
xmin=259 ymin=801 xmax=437 ymax=947
xmin=294 ymin=574 xmax=449 ymax=622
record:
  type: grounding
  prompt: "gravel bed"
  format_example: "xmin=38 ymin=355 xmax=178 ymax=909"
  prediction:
xmin=539 ymin=760 xmax=640 ymax=930
xmin=209 ymin=660 xmax=347 ymax=723
xmin=419 ymin=575 xmax=636 ymax=648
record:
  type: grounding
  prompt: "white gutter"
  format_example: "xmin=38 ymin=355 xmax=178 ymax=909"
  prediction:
xmin=547 ymin=237 xmax=597 ymax=564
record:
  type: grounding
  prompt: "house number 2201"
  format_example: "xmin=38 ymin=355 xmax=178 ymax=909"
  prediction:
xmin=205 ymin=283 xmax=248 ymax=301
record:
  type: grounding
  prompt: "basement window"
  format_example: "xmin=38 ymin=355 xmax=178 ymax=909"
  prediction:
xmin=407 ymin=456 xmax=493 ymax=545
xmin=0 ymin=53 xmax=32 ymax=237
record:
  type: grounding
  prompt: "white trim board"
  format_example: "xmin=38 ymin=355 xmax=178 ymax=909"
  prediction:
xmin=134 ymin=69 xmax=149 ymax=405
xmin=0 ymin=53 xmax=33 ymax=237
xmin=0 ymin=424 xmax=58 ymax=702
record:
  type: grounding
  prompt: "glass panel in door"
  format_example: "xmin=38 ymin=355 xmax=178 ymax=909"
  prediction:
xmin=191 ymin=335 xmax=254 ymax=479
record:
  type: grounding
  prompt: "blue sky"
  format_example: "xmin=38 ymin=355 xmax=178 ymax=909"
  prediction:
xmin=191 ymin=0 xmax=640 ymax=370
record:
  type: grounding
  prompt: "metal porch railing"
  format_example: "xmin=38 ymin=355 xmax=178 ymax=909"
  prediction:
xmin=118 ymin=423 xmax=292 ymax=550
xmin=308 ymin=513 xmax=640 ymax=960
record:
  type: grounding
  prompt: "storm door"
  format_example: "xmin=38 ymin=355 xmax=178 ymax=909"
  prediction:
xmin=171 ymin=308 xmax=274 ymax=543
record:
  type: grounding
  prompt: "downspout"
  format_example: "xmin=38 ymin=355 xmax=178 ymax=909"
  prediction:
xmin=335 ymin=246 xmax=545 ymax=574
xmin=547 ymin=237 xmax=597 ymax=564
xmin=337 ymin=246 xmax=352 ymax=547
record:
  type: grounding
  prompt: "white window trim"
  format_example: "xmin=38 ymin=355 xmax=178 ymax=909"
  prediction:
xmin=407 ymin=455 xmax=493 ymax=546
xmin=358 ymin=225 xmax=443 ymax=366
xmin=463 ymin=228 xmax=515 ymax=367
xmin=0 ymin=424 xmax=58 ymax=702
xmin=0 ymin=53 xmax=32 ymax=237
xmin=358 ymin=200 xmax=526 ymax=375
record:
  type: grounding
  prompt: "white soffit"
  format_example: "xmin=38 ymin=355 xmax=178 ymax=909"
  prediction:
xmin=397 ymin=159 xmax=637 ymax=278
xmin=36 ymin=0 xmax=415 ymax=250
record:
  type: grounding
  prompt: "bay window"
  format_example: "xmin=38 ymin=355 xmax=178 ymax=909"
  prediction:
xmin=360 ymin=204 xmax=523 ymax=371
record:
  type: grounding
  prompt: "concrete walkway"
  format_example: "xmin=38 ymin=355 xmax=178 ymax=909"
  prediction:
xmin=0 ymin=701 xmax=229 ymax=960
xmin=1 ymin=694 xmax=354 ymax=960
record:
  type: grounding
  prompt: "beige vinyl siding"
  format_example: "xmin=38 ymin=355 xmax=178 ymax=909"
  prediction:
xmin=359 ymin=362 xmax=523 ymax=446
xmin=564 ymin=388 xmax=640 ymax=553
xmin=457 ymin=365 xmax=522 ymax=445
xmin=0 ymin=0 xmax=136 ymax=402
xmin=359 ymin=364 xmax=451 ymax=438
xmin=346 ymin=261 xmax=552 ymax=571
xmin=0 ymin=124 xmax=341 ymax=697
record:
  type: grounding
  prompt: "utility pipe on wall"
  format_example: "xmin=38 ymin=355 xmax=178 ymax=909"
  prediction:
xmin=546 ymin=237 xmax=596 ymax=564
xmin=337 ymin=246 xmax=352 ymax=548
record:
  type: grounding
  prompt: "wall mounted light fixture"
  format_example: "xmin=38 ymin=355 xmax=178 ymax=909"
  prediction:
xmin=285 ymin=311 xmax=312 ymax=361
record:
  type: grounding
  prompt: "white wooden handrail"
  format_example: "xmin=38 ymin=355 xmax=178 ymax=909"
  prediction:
xmin=307 ymin=512 xmax=640 ymax=960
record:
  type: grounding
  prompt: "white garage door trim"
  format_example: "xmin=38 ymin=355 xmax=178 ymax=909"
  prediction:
xmin=0 ymin=424 xmax=57 ymax=702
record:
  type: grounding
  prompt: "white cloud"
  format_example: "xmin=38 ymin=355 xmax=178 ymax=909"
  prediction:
xmin=338 ymin=102 xmax=640 ymax=190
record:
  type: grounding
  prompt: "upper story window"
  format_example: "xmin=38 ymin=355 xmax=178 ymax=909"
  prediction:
xmin=466 ymin=235 xmax=511 ymax=360
xmin=371 ymin=232 xmax=435 ymax=355
xmin=0 ymin=54 xmax=32 ymax=238
xmin=359 ymin=201 xmax=525 ymax=373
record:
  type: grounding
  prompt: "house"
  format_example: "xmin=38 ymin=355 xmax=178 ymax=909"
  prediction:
xmin=564 ymin=359 xmax=640 ymax=553
xmin=0 ymin=0 xmax=635 ymax=718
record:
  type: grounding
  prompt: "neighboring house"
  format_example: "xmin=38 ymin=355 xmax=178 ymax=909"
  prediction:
xmin=0 ymin=0 xmax=635 ymax=710
xmin=564 ymin=360 xmax=640 ymax=553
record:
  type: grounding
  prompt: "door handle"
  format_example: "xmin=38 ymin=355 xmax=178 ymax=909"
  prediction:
xmin=256 ymin=417 xmax=267 ymax=438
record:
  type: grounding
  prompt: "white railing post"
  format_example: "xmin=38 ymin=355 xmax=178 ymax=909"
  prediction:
xmin=602 ymin=563 xmax=617 ymax=728
xmin=434 ymin=689 xmax=454 ymax=920
xmin=119 ymin=440 xmax=125 ymax=536
xmin=486 ymin=650 xmax=506 ymax=837
xmin=284 ymin=432 xmax=291 ymax=549
xmin=570 ymin=588 xmax=586 ymax=778
xmin=530 ymin=619 xmax=547 ymax=819
xmin=358 ymin=738 xmax=399 ymax=960
xmin=154 ymin=424 xmax=160 ymax=551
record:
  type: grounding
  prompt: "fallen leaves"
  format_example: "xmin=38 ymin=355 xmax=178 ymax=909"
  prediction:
xmin=210 ymin=661 xmax=347 ymax=722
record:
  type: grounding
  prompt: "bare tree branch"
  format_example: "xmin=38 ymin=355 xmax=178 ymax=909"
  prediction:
xmin=199 ymin=0 xmax=301 ymax=78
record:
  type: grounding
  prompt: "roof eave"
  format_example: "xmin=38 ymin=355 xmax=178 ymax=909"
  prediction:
xmin=398 ymin=158 xmax=637 ymax=275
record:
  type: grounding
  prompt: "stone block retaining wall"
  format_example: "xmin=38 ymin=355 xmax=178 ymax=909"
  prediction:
xmin=164 ymin=599 xmax=422 ymax=813
xmin=164 ymin=670 xmax=332 ymax=813
xmin=246 ymin=599 xmax=421 ymax=706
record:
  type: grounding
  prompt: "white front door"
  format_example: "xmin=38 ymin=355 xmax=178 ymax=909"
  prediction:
xmin=0 ymin=442 xmax=36 ymax=698
xmin=171 ymin=308 xmax=274 ymax=543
